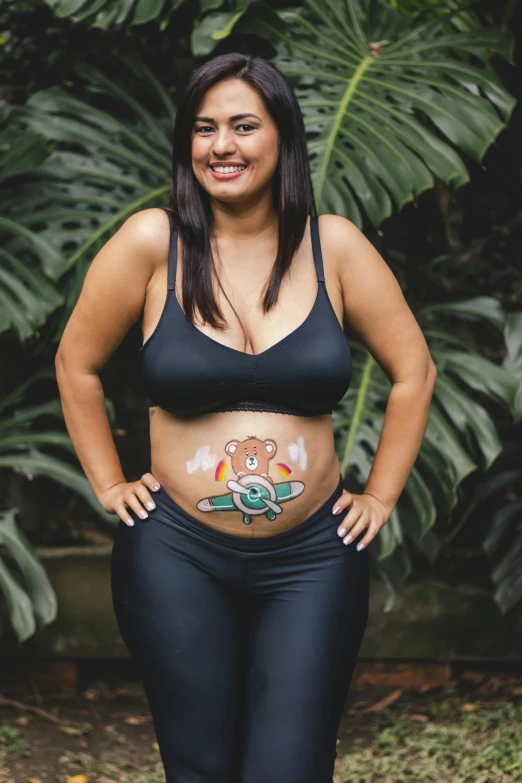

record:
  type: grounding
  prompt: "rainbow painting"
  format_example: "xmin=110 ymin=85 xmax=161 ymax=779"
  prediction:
xmin=275 ymin=463 xmax=292 ymax=479
xmin=215 ymin=459 xmax=228 ymax=483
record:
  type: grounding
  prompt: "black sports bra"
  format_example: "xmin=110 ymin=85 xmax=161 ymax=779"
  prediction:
xmin=139 ymin=209 xmax=352 ymax=418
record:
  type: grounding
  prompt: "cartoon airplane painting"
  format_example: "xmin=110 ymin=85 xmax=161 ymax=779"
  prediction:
xmin=196 ymin=436 xmax=305 ymax=524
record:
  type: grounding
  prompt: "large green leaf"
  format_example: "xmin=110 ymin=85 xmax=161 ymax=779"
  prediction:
xmin=0 ymin=373 xmax=118 ymax=525
xmin=0 ymin=508 xmax=58 ymax=641
xmin=236 ymin=0 xmax=516 ymax=226
xmin=42 ymin=0 xmax=186 ymax=28
xmin=433 ymin=374 xmax=502 ymax=469
xmin=0 ymin=556 xmax=36 ymax=644
xmin=0 ymin=127 xmax=50 ymax=183
xmin=419 ymin=296 xmax=507 ymax=332
xmin=333 ymin=296 xmax=519 ymax=609
xmin=503 ymin=312 xmax=522 ymax=421
xmin=1 ymin=56 xmax=173 ymax=336
xmin=0 ymin=250 xmax=64 ymax=340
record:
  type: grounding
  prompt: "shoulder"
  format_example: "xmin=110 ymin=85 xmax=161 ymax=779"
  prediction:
xmin=317 ymin=213 xmax=368 ymax=259
xmin=118 ymin=207 xmax=171 ymax=258
xmin=317 ymin=213 xmax=390 ymax=281
xmin=92 ymin=207 xmax=172 ymax=286
xmin=82 ymin=207 xmax=172 ymax=295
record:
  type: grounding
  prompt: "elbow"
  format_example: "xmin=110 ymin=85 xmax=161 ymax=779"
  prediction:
xmin=424 ymin=357 xmax=437 ymax=398
xmin=426 ymin=357 xmax=437 ymax=386
xmin=55 ymin=347 xmax=67 ymax=382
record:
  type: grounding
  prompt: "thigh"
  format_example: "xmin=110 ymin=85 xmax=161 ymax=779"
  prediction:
xmin=241 ymin=544 xmax=370 ymax=783
xmin=111 ymin=517 xmax=246 ymax=783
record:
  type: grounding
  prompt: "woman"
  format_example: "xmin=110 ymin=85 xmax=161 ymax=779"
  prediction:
xmin=55 ymin=53 xmax=436 ymax=783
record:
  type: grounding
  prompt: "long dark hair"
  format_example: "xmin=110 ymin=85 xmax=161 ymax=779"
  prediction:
xmin=168 ymin=52 xmax=317 ymax=330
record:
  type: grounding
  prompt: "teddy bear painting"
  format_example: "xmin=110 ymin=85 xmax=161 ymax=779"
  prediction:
xmin=196 ymin=436 xmax=305 ymax=524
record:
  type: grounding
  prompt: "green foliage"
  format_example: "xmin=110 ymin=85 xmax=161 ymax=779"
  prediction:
xmin=334 ymin=296 xmax=519 ymax=608
xmin=479 ymin=313 xmax=522 ymax=613
xmin=42 ymin=0 xmax=183 ymax=28
xmin=0 ymin=507 xmax=57 ymax=643
xmin=0 ymin=369 xmax=118 ymax=524
xmin=1 ymin=54 xmax=173 ymax=336
xmin=234 ymin=0 xmax=516 ymax=226
xmin=0 ymin=1 xmax=520 ymax=632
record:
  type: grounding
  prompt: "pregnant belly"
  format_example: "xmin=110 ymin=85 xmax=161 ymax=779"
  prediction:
xmin=148 ymin=409 xmax=342 ymax=538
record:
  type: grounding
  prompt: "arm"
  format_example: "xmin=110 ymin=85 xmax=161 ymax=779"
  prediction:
xmin=321 ymin=214 xmax=437 ymax=550
xmin=55 ymin=208 xmax=169 ymax=525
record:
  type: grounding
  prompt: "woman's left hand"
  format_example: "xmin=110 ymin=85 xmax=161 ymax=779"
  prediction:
xmin=332 ymin=490 xmax=391 ymax=551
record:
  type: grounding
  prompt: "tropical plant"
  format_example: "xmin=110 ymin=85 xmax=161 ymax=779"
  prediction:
xmin=0 ymin=369 xmax=118 ymax=522
xmin=40 ymin=0 xmax=264 ymax=53
xmin=0 ymin=507 xmax=57 ymax=644
xmin=0 ymin=368 xmax=119 ymax=641
xmin=473 ymin=313 xmax=522 ymax=613
xmin=234 ymin=0 xmax=516 ymax=226
xmin=1 ymin=54 xmax=173 ymax=335
xmin=0 ymin=1 xmax=519 ymax=634
xmin=334 ymin=297 xmax=519 ymax=609
xmin=42 ymin=0 xmax=187 ymax=28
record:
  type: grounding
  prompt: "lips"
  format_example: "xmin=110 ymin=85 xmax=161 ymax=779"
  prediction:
xmin=209 ymin=165 xmax=248 ymax=181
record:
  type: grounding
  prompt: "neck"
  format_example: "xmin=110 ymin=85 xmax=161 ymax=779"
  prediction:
xmin=210 ymin=190 xmax=278 ymax=243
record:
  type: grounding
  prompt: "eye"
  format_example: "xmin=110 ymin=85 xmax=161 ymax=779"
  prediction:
xmin=195 ymin=125 xmax=214 ymax=134
xmin=236 ymin=123 xmax=255 ymax=132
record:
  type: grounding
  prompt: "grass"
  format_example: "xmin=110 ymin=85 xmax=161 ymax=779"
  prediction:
xmin=0 ymin=674 xmax=521 ymax=782
xmin=337 ymin=699 xmax=522 ymax=783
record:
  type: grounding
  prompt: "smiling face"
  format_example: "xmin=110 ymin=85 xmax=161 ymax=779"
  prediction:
xmin=191 ymin=78 xmax=280 ymax=204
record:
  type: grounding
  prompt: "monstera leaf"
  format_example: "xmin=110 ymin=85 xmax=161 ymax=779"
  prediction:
xmin=0 ymin=368 xmax=120 ymax=641
xmin=478 ymin=313 xmax=522 ymax=613
xmin=237 ymin=0 xmax=516 ymax=226
xmin=333 ymin=296 xmax=518 ymax=609
xmin=0 ymin=369 xmax=118 ymax=525
xmin=1 ymin=54 xmax=173 ymax=336
xmin=0 ymin=507 xmax=58 ymax=643
xmin=42 ymin=0 xmax=186 ymax=28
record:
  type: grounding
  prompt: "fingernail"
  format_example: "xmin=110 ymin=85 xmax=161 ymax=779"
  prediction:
xmin=146 ymin=502 xmax=155 ymax=510
xmin=332 ymin=506 xmax=341 ymax=515
xmin=344 ymin=534 xmax=352 ymax=545
xmin=127 ymin=519 xmax=134 ymax=526
xmin=338 ymin=527 xmax=346 ymax=537
xmin=139 ymin=510 xmax=148 ymax=519
xmin=152 ymin=484 xmax=160 ymax=491
xmin=356 ymin=542 xmax=365 ymax=551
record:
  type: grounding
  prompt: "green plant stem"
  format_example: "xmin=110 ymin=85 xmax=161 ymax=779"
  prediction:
xmin=341 ymin=353 xmax=374 ymax=478
xmin=57 ymin=184 xmax=171 ymax=278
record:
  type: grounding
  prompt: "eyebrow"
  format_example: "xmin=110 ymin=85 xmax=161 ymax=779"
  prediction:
xmin=194 ymin=113 xmax=262 ymax=123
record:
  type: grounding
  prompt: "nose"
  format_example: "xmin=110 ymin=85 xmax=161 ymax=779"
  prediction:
xmin=211 ymin=128 xmax=237 ymax=157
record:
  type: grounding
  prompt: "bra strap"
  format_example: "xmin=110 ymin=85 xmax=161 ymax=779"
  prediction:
xmin=310 ymin=215 xmax=325 ymax=283
xmin=163 ymin=208 xmax=177 ymax=291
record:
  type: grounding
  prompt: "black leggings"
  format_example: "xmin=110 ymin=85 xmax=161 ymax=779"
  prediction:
xmin=110 ymin=473 xmax=370 ymax=783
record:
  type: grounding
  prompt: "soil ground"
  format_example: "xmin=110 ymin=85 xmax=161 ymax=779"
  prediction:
xmin=0 ymin=660 xmax=521 ymax=783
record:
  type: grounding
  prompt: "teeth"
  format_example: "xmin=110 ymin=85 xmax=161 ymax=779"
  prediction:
xmin=212 ymin=165 xmax=246 ymax=173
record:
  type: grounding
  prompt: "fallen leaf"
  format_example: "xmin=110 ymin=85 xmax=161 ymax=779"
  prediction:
xmin=364 ymin=688 xmax=403 ymax=712
xmin=66 ymin=776 xmax=89 ymax=783
xmin=27 ymin=778 xmax=43 ymax=783
xmin=82 ymin=689 xmax=99 ymax=701
xmin=125 ymin=715 xmax=152 ymax=726
xmin=462 ymin=702 xmax=480 ymax=712
xmin=59 ymin=723 xmax=92 ymax=736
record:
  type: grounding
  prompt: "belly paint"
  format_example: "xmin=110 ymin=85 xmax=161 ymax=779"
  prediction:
xmin=288 ymin=435 xmax=308 ymax=470
xmin=186 ymin=445 xmax=219 ymax=474
xmin=196 ymin=435 xmax=305 ymax=524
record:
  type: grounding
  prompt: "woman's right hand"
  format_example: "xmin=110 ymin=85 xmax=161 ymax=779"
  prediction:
xmin=99 ymin=473 xmax=161 ymax=526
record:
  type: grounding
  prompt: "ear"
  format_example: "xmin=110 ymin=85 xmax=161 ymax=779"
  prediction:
xmin=264 ymin=439 xmax=277 ymax=456
xmin=225 ymin=440 xmax=239 ymax=455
